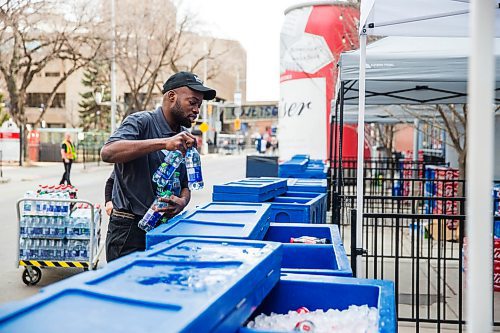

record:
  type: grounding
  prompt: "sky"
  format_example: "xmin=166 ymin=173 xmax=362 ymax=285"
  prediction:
xmin=181 ymin=0 xmax=301 ymax=102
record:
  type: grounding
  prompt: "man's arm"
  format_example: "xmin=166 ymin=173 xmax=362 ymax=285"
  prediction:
xmin=101 ymin=132 xmax=197 ymax=164
xmin=157 ymin=187 xmax=191 ymax=218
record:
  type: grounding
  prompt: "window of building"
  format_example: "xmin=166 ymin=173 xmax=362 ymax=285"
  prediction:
xmin=45 ymin=72 xmax=60 ymax=77
xmin=26 ymin=93 xmax=66 ymax=108
xmin=47 ymin=123 xmax=66 ymax=128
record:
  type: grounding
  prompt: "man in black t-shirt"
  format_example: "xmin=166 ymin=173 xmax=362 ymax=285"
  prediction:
xmin=101 ymin=72 xmax=216 ymax=262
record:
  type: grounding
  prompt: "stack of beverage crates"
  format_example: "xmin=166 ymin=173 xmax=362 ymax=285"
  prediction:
xmin=494 ymin=183 xmax=500 ymax=217
xmin=19 ymin=185 xmax=100 ymax=262
xmin=494 ymin=238 xmax=500 ymax=292
xmin=424 ymin=165 xmax=460 ymax=230
xmin=400 ymin=150 xmax=424 ymax=196
xmin=463 ymin=240 xmax=500 ymax=292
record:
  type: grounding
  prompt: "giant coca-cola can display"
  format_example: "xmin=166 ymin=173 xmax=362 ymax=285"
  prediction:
xmin=279 ymin=1 xmax=360 ymax=160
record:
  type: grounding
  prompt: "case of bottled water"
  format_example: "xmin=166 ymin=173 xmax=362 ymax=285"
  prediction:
xmin=18 ymin=186 xmax=100 ymax=263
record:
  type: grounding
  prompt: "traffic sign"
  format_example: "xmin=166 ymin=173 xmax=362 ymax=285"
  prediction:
xmin=234 ymin=118 xmax=241 ymax=131
xmin=199 ymin=122 xmax=209 ymax=133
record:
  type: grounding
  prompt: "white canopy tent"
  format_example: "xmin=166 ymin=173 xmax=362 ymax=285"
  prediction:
xmin=354 ymin=2 xmax=498 ymax=331
xmin=360 ymin=0 xmax=500 ymax=37
xmin=339 ymin=36 xmax=500 ymax=105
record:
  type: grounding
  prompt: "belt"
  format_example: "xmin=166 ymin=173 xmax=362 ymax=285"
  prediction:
xmin=111 ymin=210 xmax=141 ymax=220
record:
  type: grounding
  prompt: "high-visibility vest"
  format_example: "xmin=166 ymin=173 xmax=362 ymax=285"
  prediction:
xmin=62 ymin=140 xmax=77 ymax=160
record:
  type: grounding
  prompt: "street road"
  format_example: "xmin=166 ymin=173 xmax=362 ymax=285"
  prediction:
xmin=0 ymin=154 xmax=246 ymax=303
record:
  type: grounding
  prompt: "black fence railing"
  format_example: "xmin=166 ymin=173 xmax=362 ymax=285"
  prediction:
xmin=326 ymin=158 xmax=500 ymax=332
xmin=345 ymin=196 xmax=467 ymax=332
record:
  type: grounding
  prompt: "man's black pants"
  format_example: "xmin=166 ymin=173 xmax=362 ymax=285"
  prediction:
xmin=60 ymin=159 xmax=73 ymax=185
xmin=106 ymin=212 xmax=146 ymax=262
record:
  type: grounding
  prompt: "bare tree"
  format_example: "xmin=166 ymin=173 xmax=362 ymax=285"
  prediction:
xmin=114 ymin=0 xmax=229 ymax=115
xmin=0 ymin=0 xmax=104 ymax=162
xmin=398 ymin=104 xmax=467 ymax=180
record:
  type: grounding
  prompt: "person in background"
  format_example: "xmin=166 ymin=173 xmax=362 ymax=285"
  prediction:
xmin=100 ymin=71 xmax=216 ymax=262
xmin=60 ymin=132 xmax=76 ymax=186
xmin=104 ymin=171 xmax=115 ymax=216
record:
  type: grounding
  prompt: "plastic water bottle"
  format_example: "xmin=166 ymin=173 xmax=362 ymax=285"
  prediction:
xmin=138 ymin=190 xmax=172 ymax=232
xmin=65 ymin=216 xmax=74 ymax=238
xmin=19 ymin=238 xmax=27 ymax=259
xmin=23 ymin=191 xmax=34 ymax=215
xmin=152 ymin=150 xmax=183 ymax=191
xmin=160 ymin=150 xmax=183 ymax=183
xmin=185 ymin=148 xmax=204 ymax=190
xmin=172 ymin=172 xmax=182 ymax=197
xmin=30 ymin=217 xmax=40 ymax=236
xmin=60 ymin=191 xmax=70 ymax=216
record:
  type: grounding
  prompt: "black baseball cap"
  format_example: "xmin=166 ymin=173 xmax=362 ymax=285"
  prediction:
xmin=162 ymin=71 xmax=216 ymax=100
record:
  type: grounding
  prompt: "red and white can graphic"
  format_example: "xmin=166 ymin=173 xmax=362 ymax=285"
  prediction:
xmin=279 ymin=2 xmax=364 ymax=160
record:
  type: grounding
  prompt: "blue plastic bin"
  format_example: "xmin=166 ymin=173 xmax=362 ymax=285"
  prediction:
xmin=213 ymin=178 xmax=287 ymax=202
xmin=286 ymin=178 xmax=328 ymax=193
xmin=291 ymin=154 xmax=310 ymax=160
xmin=279 ymin=156 xmax=327 ymax=179
xmin=308 ymin=159 xmax=325 ymax=167
xmin=279 ymin=167 xmax=327 ymax=179
xmin=263 ymin=223 xmax=352 ymax=277
xmin=240 ymin=274 xmax=396 ymax=333
xmin=0 ymin=238 xmax=283 ymax=333
xmin=146 ymin=202 xmax=272 ymax=249
xmin=279 ymin=159 xmax=308 ymax=175
xmin=267 ymin=191 xmax=327 ymax=224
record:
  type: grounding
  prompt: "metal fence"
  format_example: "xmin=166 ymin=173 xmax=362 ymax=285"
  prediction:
xmin=328 ymin=158 xmax=500 ymax=332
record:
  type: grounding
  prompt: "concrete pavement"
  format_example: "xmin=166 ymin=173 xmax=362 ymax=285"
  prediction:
xmin=0 ymin=154 xmax=246 ymax=304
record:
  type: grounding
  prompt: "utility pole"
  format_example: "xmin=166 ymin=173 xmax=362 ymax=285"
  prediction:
xmin=110 ymin=0 xmax=117 ymax=134
xmin=201 ymin=43 xmax=209 ymax=155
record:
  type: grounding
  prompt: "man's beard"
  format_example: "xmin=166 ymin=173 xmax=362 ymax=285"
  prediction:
xmin=171 ymin=100 xmax=192 ymax=128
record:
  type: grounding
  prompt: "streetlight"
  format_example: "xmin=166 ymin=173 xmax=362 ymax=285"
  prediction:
xmin=39 ymin=104 xmax=46 ymax=128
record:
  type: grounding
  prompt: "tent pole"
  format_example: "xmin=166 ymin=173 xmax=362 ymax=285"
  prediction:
xmin=338 ymin=82 xmax=345 ymax=195
xmin=467 ymin=0 xmax=495 ymax=332
xmin=413 ymin=119 xmax=419 ymax=163
xmin=355 ymin=32 xmax=367 ymax=277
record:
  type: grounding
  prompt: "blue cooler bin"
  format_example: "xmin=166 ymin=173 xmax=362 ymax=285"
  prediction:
xmin=213 ymin=178 xmax=287 ymax=202
xmin=0 ymin=238 xmax=283 ymax=333
xmin=146 ymin=202 xmax=272 ymax=249
xmin=240 ymin=274 xmax=396 ymax=333
xmin=286 ymin=178 xmax=328 ymax=194
xmin=264 ymin=223 xmax=352 ymax=277
xmin=267 ymin=191 xmax=327 ymax=224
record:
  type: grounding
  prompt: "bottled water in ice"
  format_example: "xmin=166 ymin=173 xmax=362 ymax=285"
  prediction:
xmin=247 ymin=305 xmax=379 ymax=333
xmin=138 ymin=190 xmax=172 ymax=232
xmin=185 ymin=147 xmax=204 ymax=190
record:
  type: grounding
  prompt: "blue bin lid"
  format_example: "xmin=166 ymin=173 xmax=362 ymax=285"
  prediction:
xmin=0 ymin=238 xmax=283 ymax=333
xmin=287 ymin=178 xmax=328 ymax=193
xmin=146 ymin=202 xmax=271 ymax=247
xmin=213 ymin=178 xmax=287 ymax=195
